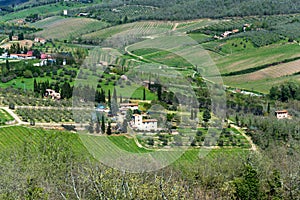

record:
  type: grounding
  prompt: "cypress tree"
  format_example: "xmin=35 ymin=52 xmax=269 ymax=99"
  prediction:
xmin=108 ymin=89 xmax=111 ymax=107
xmin=101 ymin=115 xmax=105 ymax=134
xmin=33 ymin=79 xmax=38 ymax=93
xmin=157 ymin=85 xmax=162 ymax=101
xmin=143 ymin=88 xmax=146 ymax=100
xmin=107 ymin=122 xmax=112 ymax=135
xmin=203 ymin=109 xmax=211 ymax=122
xmin=113 ymin=87 xmax=117 ymax=102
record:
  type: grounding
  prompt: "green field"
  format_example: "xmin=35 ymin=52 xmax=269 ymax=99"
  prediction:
xmin=0 ymin=126 xmax=87 ymax=156
xmin=0 ymin=4 xmax=71 ymax=22
xmin=209 ymin=41 xmax=300 ymax=74
xmin=82 ymin=21 xmax=174 ymax=41
xmin=223 ymin=74 xmax=300 ymax=93
xmin=33 ymin=17 xmax=108 ymax=40
xmin=176 ymin=19 xmax=219 ymax=32
xmin=0 ymin=126 xmax=251 ymax=165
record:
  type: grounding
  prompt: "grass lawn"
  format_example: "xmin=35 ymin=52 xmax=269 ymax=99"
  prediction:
xmin=0 ymin=76 xmax=52 ymax=91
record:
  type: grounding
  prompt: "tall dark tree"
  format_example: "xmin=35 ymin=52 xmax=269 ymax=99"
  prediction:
xmin=190 ymin=109 xmax=194 ymax=120
xmin=5 ymin=59 xmax=10 ymax=72
xmin=202 ymin=109 xmax=211 ymax=123
xmin=235 ymin=114 xmax=239 ymax=126
xmin=18 ymin=32 xmax=24 ymax=40
xmin=60 ymin=82 xmax=72 ymax=99
xmin=107 ymin=122 xmax=112 ymax=135
xmin=101 ymin=115 xmax=105 ymax=134
xmin=95 ymin=120 xmax=100 ymax=134
xmin=9 ymin=31 xmax=13 ymax=41
xmin=88 ymin=117 xmax=94 ymax=133
xmin=143 ymin=88 xmax=146 ymax=100
xmin=157 ymin=85 xmax=162 ymax=101
xmin=33 ymin=79 xmax=38 ymax=93
xmin=108 ymin=89 xmax=111 ymax=108
xmin=113 ymin=87 xmax=117 ymax=102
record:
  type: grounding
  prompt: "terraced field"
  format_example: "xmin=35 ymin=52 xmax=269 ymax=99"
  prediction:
xmin=82 ymin=21 xmax=174 ymax=41
xmin=33 ymin=17 xmax=108 ymax=40
xmin=0 ymin=126 xmax=149 ymax=155
xmin=213 ymin=43 xmax=300 ymax=74
xmin=32 ymin=16 xmax=65 ymax=28
xmin=0 ymin=4 xmax=70 ymax=22
xmin=223 ymin=74 xmax=300 ymax=93
xmin=227 ymin=59 xmax=300 ymax=82
xmin=176 ymin=19 xmax=219 ymax=32
xmin=0 ymin=126 xmax=87 ymax=155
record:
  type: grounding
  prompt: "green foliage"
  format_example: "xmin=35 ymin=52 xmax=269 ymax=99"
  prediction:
xmin=235 ymin=30 xmax=283 ymax=47
xmin=234 ymin=164 xmax=260 ymax=200
xmin=269 ymin=81 xmax=300 ymax=102
xmin=202 ymin=109 xmax=211 ymax=122
xmin=23 ymin=70 xmax=33 ymax=78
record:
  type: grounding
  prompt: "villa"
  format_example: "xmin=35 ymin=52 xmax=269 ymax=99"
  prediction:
xmin=45 ymin=89 xmax=61 ymax=100
xmin=131 ymin=114 xmax=158 ymax=131
xmin=275 ymin=110 xmax=289 ymax=119
xmin=119 ymin=103 xmax=139 ymax=112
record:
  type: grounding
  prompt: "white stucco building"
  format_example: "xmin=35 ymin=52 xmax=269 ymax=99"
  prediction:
xmin=131 ymin=114 xmax=157 ymax=131
xmin=120 ymin=103 xmax=139 ymax=112
xmin=45 ymin=89 xmax=61 ymax=100
xmin=275 ymin=110 xmax=289 ymax=119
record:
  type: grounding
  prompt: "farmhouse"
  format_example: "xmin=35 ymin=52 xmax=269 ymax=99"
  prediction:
xmin=12 ymin=36 xmax=19 ymax=41
xmin=45 ymin=89 xmax=61 ymax=100
xmin=275 ymin=110 xmax=289 ymax=119
xmin=17 ymin=19 xmax=26 ymax=25
xmin=221 ymin=31 xmax=232 ymax=38
xmin=34 ymin=37 xmax=46 ymax=44
xmin=119 ymin=103 xmax=139 ymax=112
xmin=99 ymin=61 xmax=108 ymax=66
xmin=40 ymin=53 xmax=52 ymax=59
xmin=120 ymin=75 xmax=128 ymax=81
xmin=78 ymin=12 xmax=89 ymax=16
xmin=9 ymin=51 xmax=36 ymax=60
xmin=131 ymin=114 xmax=158 ymax=131
xmin=142 ymin=80 xmax=155 ymax=89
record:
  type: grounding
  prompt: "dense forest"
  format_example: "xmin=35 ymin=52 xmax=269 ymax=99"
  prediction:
xmin=0 ymin=0 xmax=28 ymax=6
xmin=79 ymin=0 xmax=300 ymax=23
xmin=4 ymin=0 xmax=300 ymax=22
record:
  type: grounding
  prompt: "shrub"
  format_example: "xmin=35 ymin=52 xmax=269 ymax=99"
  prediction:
xmin=23 ymin=70 xmax=33 ymax=78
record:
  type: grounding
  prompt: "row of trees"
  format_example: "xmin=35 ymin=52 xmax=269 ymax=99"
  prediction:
xmin=34 ymin=79 xmax=73 ymax=99
xmin=269 ymin=81 xmax=300 ymax=102
xmin=82 ymin=0 xmax=300 ymax=23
